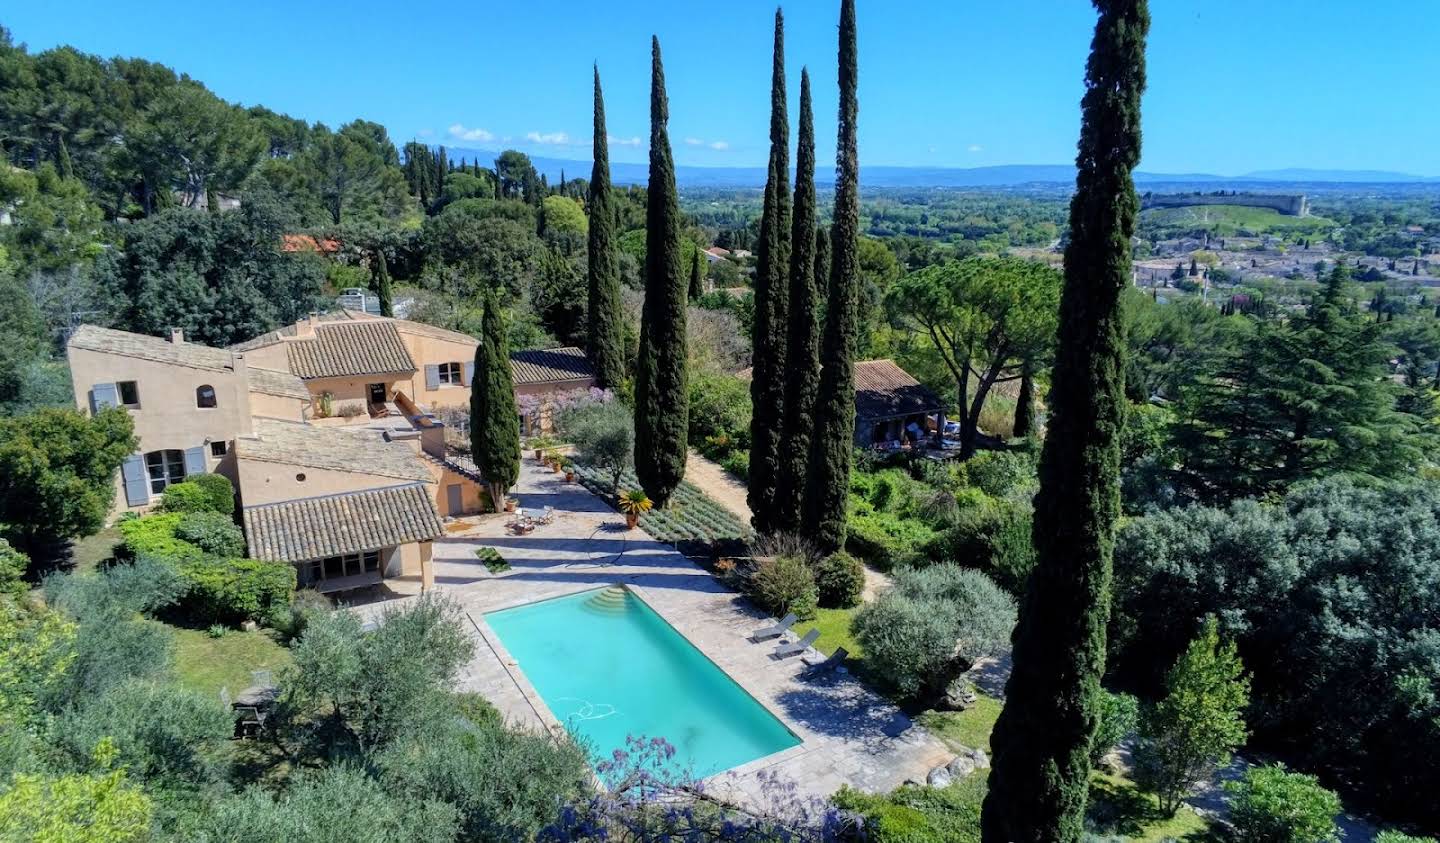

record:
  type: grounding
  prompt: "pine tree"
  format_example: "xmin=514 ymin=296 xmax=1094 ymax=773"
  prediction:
xmin=774 ymin=68 xmax=819 ymax=533
xmin=470 ymin=289 xmax=521 ymax=509
xmin=373 ymin=251 xmax=394 ymax=318
xmin=748 ymin=7 xmax=792 ymax=534
xmin=689 ymin=248 xmax=705 ymax=300
xmin=803 ymin=0 xmax=859 ymax=554
xmin=633 ymin=36 xmax=689 ymax=508
xmin=982 ymin=2 xmax=1150 ymax=841
xmin=587 ymin=65 xmax=626 ymax=391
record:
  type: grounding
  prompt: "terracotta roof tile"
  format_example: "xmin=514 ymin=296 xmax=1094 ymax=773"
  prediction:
xmin=236 ymin=419 xmax=433 ymax=482
xmin=286 ymin=321 xmax=416 ymax=379
xmin=854 ymin=359 xmax=945 ymax=420
xmin=509 ymin=347 xmax=595 ymax=385
xmin=68 ymin=325 xmax=234 ymax=371
xmin=243 ymin=483 xmax=442 ymax=562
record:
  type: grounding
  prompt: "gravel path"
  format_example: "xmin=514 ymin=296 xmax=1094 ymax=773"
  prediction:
xmin=684 ymin=450 xmax=754 ymax=527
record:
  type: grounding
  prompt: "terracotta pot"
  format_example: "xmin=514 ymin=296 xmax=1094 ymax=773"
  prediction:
xmin=565 ymin=471 xmax=575 ymax=483
xmin=550 ymin=462 xmax=561 ymax=473
xmin=504 ymin=499 xmax=516 ymax=513
xmin=625 ymin=512 xmax=639 ymax=529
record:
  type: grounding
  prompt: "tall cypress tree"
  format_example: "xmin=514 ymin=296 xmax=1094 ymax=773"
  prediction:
xmin=774 ymin=68 xmax=819 ymax=533
xmin=470 ymin=289 xmax=521 ymax=510
xmin=689 ymin=248 xmax=705 ymax=300
xmin=373 ymin=251 xmax=394 ymax=318
xmin=814 ymin=223 xmax=830 ymax=301
xmin=633 ymin=36 xmax=688 ymax=508
xmin=587 ymin=65 xmax=626 ymax=391
xmin=804 ymin=0 xmax=859 ymax=554
xmin=981 ymin=2 xmax=1150 ymax=840
xmin=747 ymin=8 xmax=792 ymax=534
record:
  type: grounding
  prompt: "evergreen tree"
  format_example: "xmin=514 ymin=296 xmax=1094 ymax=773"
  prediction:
xmin=1013 ymin=358 xmax=1036 ymax=438
xmin=586 ymin=65 xmax=626 ymax=390
xmin=689 ymin=248 xmax=704 ymax=300
xmin=435 ymin=145 xmax=449 ymax=189
xmin=469 ymin=289 xmax=521 ymax=509
xmin=748 ymin=8 xmax=792 ymax=534
xmin=814 ymin=223 xmax=830 ymax=299
xmin=982 ymin=2 xmax=1150 ymax=840
xmin=633 ymin=36 xmax=688 ymax=507
xmin=373 ymin=251 xmax=394 ymax=318
xmin=775 ymin=68 xmax=819 ymax=533
xmin=804 ymin=0 xmax=859 ymax=554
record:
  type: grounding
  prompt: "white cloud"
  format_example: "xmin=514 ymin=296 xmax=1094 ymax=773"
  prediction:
xmin=417 ymin=128 xmax=435 ymax=138
xmin=525 ymin=131 xmax=571 ymax=145
xmin=447 ymin=123 xmax=494 ymax=142
xmin=684 ymin=137 xmax=704 ymax=146
xmin=609 ymin=135 xmax=643 ymax=147
xmin=709 ymin=140 xmax=729 ymax=150
xmin=967 ymin=144 xmax=984 ymax=153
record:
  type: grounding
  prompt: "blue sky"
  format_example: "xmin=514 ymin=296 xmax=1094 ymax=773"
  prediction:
xmin=6 ymin=1 xmax=1439 ymax=175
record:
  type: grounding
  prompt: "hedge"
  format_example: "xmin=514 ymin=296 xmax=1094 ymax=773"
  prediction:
xmin=159 ymin=474 xmax=236 ymax=515
xmin=845 ymin=507 xmax=937 ymax=570
xmin=119 ymin=513 xmax=202 ymax=560
xmin=177 ymin=557 xmax=296 ymax=627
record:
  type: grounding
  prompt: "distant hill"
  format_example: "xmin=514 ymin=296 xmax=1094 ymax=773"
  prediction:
xmin=442 ymin=147 xmax=1437 ymax=189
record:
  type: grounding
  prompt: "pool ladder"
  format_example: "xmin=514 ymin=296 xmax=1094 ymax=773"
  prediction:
xmin=580 ymin=586 xmax=629 ymax=616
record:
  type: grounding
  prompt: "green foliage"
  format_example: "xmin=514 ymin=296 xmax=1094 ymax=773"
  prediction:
xmin=558 ymin=400 xmax=633 ymax=496
xmin=160 ymin=474 xmax=235 ymax=515
xmin=959 ymin=450 xmax=1038 ymax=500
xmin=473 ymin=547 xmax=511 ymax=574
xmin=816 ymin=550 xmax=866 ymax=609
xmin=983 ymin=2 xmax=1150 ymax=838
xmin=1376 ymin=833 xmax=1439 ymax=843
xmin=0 ymin=600 xmax=77 ymax=727
xmin=749 ymin=554 xmax=817 ymax=621
xmin=747 ymin=9 xmax=792 ymax=535
xmin=1134 ymin=618 xmax=1250 ymax=816
xmin=571 ymin=464 xmax=749 ymax=546
xmin=0 ymin=739 xmax=152 ymax=843
xmin=0 ymin=406 xmax=136 ymax=555
xmin=930 ymin=498 xmax=1036 ymax=595
xmin=804 ymin=0 xmax=860 ymax=554
xmin=633 ymin=38 xmax=689 ymax=508
xmin=176 ymin=557 xmax=295 ymax=627
xmin=174 ymin=512 xmax=246 ymax=558
xmin=833 ymin=777 xmax=987 ymax=843
xmin=1226 ymin=764 xmax=1341 ymax=843
xmin=720 ymin=450 xmax=749 ymax=480
xmin=119 ymin=513 xmax=199 ymax=560
xmin=855 ymin=565 xmax=1015 ymax=703
xmin=198 ymin=764 xmax=459 ymax=843
xmin=0 ymin=539 xmax=27 ymax=599
xmin=1090 ymin=690 xmax=1139 ymax=766
xmin=587 ymin=67 xmax=626 ymax=391
xmin=470 ymin=290 xmax=521 ymax=502
xmin=688 ymin=371 xmax=752 ymax=455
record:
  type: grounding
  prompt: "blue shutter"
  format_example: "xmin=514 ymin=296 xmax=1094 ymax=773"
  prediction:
xmin=424 ymin=364 xmax=440 ymax=390
xmin=90 ymin=382 xmax=119 ymax=414
xmin=461 ymin=361 xmax=474 ymax=386
xmin=183 ymin=446 xmax=207 ymax=477
xmin=120 ymin=455 xmax=148 ymax=506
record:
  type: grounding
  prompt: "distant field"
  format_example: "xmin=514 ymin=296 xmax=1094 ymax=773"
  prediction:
xmin=1143 ymin=203 xmax=1335 ymax=237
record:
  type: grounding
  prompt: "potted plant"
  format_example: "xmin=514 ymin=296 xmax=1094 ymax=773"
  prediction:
xmin=562 ymin=458 xmax=576 ymax=483
xmin=618 ymin=489 xmax=652 ymax=529
xmin=504 ymin=497 xmax=517 ymax=513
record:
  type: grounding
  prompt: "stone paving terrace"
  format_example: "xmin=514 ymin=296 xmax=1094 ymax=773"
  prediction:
xmin=354 ymin=459 xmax=951 ymax=806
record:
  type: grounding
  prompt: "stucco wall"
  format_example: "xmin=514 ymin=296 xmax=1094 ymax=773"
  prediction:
xmin=236 ymin=459 xmax=425 ymax=507
xmin=248 ymin=392 xmax=307 ymax=422
xmin=399 ymin=329 xmax=479 ymax=410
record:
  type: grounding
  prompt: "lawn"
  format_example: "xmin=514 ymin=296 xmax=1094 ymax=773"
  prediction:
xmin=1143 ymin=203 xmax=1335 ymax=238
xmin=64 ymin=525 xmax=121 ymax=575
xmin=174 ymin=626 xmax=293 ymax=700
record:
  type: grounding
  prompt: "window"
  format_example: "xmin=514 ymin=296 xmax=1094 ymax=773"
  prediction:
xmin=196 ymin=384 xmax=217 ymax=408
xmin=144 ymin=449 xmax=186 ymax=494
xmin=313 ymin=550 xmax=383 ymax=582
xmin=437 ymin=362 xmax=462 ymax=385
xmin=118 ymin=381 xmax=140 ymax=407
xmin=210 ymin=441 xmax=228 ymax=457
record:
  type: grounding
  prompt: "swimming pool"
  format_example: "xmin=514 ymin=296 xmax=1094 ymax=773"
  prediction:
xmin=484 ymin=586 xmax=801 ymax=777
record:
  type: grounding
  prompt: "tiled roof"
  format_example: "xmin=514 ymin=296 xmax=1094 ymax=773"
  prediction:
xmin=232 ymin=310 xmax=477 ymax=352
xmin=236 ymin=419 xmax=433 ymax=482
xmin=243 ymin=483 xmax=442 ymax=563
xmin=854 ymin=359 xmax=945 ymax=420
xmin=247 ymin=367 xmax=308 ymax=399
xmin=509 ymin=347 xmax=595 ymax=385
xmin=286 ymin=322 xmax=416 ymax=379
xmin=68 ymin=325 xmax=235 ymax=372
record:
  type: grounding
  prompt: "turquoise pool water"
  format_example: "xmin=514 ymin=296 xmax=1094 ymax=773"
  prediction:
xmin=484 ymin=586 xmax=801 ymax=777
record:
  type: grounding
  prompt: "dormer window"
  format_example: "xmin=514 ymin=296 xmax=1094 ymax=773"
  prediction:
xmin=196 ymin=385 xmax=217 ymax=408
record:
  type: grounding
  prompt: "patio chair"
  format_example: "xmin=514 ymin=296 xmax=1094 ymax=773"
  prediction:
xmin=804 ymin=646 xmax=850 ymax=675
xmin=537 ymin=505 xmax=556 ymax=525
xmin=750 ymin=613 xmax=798 ymax=641
xmin=773 ymin=628 xmax=821 ymax=659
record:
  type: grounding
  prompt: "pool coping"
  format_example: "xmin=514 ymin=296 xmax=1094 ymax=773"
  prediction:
xmin=470 ymin=581 xmax=817 ymax=784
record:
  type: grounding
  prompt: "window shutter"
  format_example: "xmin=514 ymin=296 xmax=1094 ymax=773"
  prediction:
xmin=461 ymin=361 xmax=474 ymax=386
xmin=120 ymin=455 xmax=148 ymax=506
xmin=90 ymin=382 xmax=119 ymax=413
xmin=183 ymin=446 xmax=207 ymax=477
xmin=425 ymin=364 xmax=440 ymax=390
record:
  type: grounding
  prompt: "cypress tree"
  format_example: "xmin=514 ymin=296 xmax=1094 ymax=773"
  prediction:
xmin=587 ymin=65 xmax=626 ymax=391
xmin=981 ymin=2 xmax=1150 ymax=840
xmin=814 ymin=223 xmax=830 ymax=298
xmin=689 ymin=248 xmax=705 ymax=300
xmin=633 ymin=36 xmax=688 ymax=508
xmin=373 ymin=251 xmax=394 ymax=318
xmin=774 ymin=68 xmax=819 ymax=533
xmin=747 ymin=8 xmax=792 ymax=534
xmin=470 ymin=289 xmax=521 ymax=510
xmin=435 ymin=145 xmax=449 ymax=188
xmin=1013 ymin=358 xmax=1035 ymax=438
xmin=804 ymin=0 xmax=859 ymax=554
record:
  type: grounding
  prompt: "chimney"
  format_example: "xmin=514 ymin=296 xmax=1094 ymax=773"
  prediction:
xmin=296 ymin=312 xmax=319 ymax=338
xmin=169 ymin=327 xmax=184 ymax=344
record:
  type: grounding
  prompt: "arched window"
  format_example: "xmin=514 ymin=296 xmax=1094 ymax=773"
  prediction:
xmin=196 ymin=385 xmax=217 ymax=408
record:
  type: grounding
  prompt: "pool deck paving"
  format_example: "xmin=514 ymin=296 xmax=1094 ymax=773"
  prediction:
xmin=354 ymin=458 xmax=952 ymax=807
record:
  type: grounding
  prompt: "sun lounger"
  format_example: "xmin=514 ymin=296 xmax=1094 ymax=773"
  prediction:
xmin=773 ymin=628 xmax=821 ymax=658
xmin=804 ymin=646 xmax=850 ymax=674
xmin=751 ymin=612 xmax=798 ymax=641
